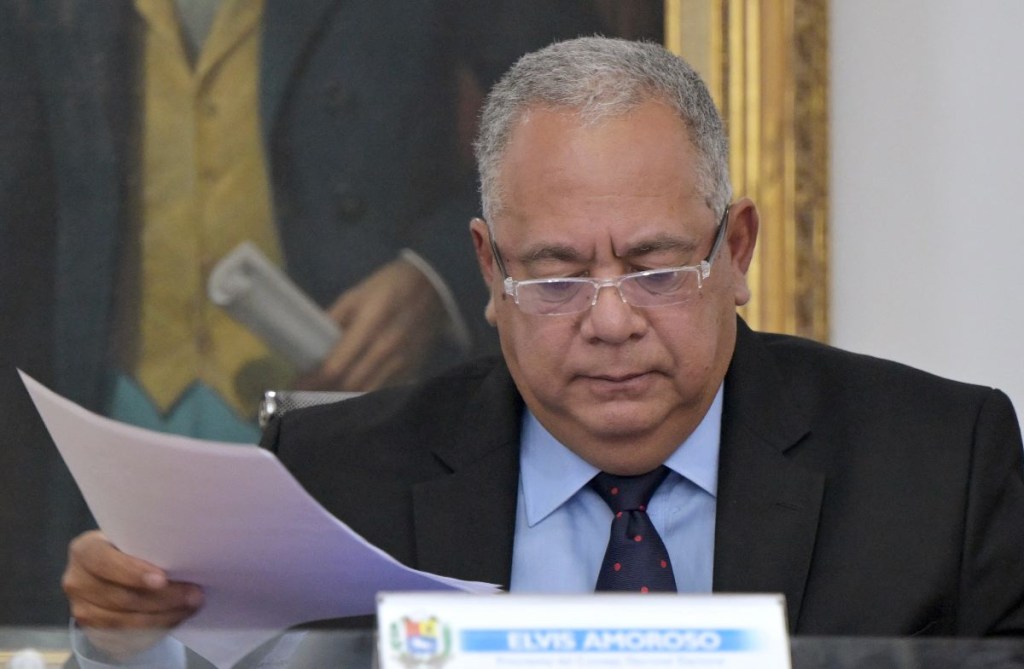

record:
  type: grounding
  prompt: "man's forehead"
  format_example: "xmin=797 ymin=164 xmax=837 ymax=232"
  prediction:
xmin=497 ymin=104 xmax=700 ymax=196
xmin=488 ymin=100 xmax=713 ymax=255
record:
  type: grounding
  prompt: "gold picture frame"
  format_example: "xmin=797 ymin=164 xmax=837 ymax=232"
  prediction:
xmin=666 ymin=0 xmax=829 ymax=341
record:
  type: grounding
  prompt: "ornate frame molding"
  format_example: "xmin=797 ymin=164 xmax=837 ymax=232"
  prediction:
xmin=666 ymin=0 xmax=829 ymax=341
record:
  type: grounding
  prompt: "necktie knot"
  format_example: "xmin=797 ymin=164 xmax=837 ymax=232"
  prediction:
xmin=589 ymin=465 xmax=677 ymax=593
xmin=590 ymin=466 xmax=670 ymax=513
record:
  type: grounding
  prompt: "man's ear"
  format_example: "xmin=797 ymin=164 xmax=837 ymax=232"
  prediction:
xmin=724 ymin=198 xmax=759 ymax=307
xmin=470 ymin=218 xmax=495 ymax=284
xmin=470 ymin=218 xmax=499 ymax=325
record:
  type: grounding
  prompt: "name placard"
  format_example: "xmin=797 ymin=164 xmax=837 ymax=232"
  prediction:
xmin=377 ymin=593 xmax=790 ymax=668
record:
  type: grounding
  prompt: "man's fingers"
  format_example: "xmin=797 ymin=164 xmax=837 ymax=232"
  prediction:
xmin=68 ymin=576 xmax=203 ymax=619
xmin=64 ymin=536 xmax=203 ymax=660
xmin=71 ymin=590 xmax=200 ymax=630
xmin=292 ymin=289 xmax=366 ymax=389
xmin=298 ymin=257 xmax=447 ymax=390
xmin=67 ymin=530 xmax=165 ymax=591
xmin=325 ymin=288 xmax=360 ymax=327
xmin=300 ymin=333 xmax=370 ymax=390
xmin=308 ymin=292 xmax=396 ymax=390
xmin=342 ymin=321 xmax=414 ymax=390
xmin=64 ymin=529 xmax=203 ymax=634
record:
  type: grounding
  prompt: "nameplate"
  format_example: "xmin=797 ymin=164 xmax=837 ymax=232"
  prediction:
xmin=377 ymin=592 xmax=790 ymax=668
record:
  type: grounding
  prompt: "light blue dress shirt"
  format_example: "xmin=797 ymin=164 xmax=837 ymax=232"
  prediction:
xmin=510 ymin=385 xmax=722 ymax=593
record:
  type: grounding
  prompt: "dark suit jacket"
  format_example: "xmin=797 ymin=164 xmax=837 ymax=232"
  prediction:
xmin=264 ymin=318 xmax=1024 ymax=636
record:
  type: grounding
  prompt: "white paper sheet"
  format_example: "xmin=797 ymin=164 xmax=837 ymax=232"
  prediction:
xmin=19 ymin=371 xmax=500 ymax=669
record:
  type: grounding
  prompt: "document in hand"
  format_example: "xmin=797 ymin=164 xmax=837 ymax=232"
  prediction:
xmin=19 ymin=371 xmax=500 ymax=669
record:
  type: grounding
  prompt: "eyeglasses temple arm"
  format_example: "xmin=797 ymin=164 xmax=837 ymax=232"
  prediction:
xmin=487 ymin=228 xmax=513 ymax=279
xmin=704 ymin=205 xmax=731 ymax=265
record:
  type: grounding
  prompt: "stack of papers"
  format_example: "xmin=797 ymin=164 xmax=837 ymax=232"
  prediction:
xmin=20 ymin=371 xmax=500 ymax=669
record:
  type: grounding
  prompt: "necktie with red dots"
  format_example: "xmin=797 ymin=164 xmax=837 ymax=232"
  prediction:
xmin=590 ymin=466 xmax=677 ymax=593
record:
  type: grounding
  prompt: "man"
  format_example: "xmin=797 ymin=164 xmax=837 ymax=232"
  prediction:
xmin=63 ymin=37 xmax=1024 ymax=664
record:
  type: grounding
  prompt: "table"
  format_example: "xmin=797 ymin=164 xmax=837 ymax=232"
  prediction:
xmin=2 ymin=628 xmax=1022 ymax=668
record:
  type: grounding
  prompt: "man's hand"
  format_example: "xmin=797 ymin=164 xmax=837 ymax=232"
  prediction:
xmin=63 ymin=530 xmax=204 ymax=661
xmin=296 ymin=258 xmax=446 ymax=392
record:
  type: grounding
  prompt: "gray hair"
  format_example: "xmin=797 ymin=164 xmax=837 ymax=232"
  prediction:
xmin=474 ymin=37 xmax=731 ymax=223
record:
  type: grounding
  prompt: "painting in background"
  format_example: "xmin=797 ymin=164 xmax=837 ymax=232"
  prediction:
xmin=0 ymin=0 xmax=663 ymax=625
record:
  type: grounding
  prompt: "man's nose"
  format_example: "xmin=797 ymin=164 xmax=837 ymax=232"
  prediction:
xmin=581 ymin=284 xmax=647 ymax=343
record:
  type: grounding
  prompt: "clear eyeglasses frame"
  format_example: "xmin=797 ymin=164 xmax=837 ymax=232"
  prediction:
xmin=488 ymin=206 xmax=731 ymax=316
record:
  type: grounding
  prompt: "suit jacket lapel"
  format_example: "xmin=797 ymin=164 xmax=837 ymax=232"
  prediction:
xmin=259 ymin=0 xmax=340 ymax=143
xmin=714 ymin=318 xmax=825 ymax=631
xmin=412 ymin=362 xmax=523 ymax=589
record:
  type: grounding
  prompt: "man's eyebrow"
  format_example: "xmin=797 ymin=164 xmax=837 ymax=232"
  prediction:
xmin=511 ymin=236 xmax=699 ymax=265
xmin=617 ymin=236 xmax=699 ymax=258
xmin=516 ymin=244 xmax=587 ymax=265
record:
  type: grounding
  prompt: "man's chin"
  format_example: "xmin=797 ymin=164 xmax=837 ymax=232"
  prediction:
xmin=577 ymin=402 xmax=667 ymax=442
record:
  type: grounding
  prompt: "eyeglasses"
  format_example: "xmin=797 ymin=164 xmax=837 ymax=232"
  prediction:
xmin=488 ymin=207 xmax=730 ymax=316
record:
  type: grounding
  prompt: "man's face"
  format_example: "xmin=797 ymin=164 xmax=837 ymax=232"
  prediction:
xmin=471 ymin=100 xmax=758 ymax=475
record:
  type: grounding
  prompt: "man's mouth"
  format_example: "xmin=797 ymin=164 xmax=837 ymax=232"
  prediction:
xmin=577 ymin=371 xmax=657 ymax=395
xmin=588 ymin=372 xmax=649 ymax=383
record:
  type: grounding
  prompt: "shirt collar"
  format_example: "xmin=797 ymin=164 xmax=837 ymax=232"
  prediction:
xmin=519 ymin=385 xmax=724 ymax=527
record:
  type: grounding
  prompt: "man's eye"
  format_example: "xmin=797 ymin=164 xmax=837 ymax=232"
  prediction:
xmin=533 ymin=281 xmax=585 ymax=303
xmin=634 ymin=270 xmax=686 ymax=294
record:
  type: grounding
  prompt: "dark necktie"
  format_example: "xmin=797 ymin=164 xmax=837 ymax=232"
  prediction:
xmin=590 ymin=466 xmax=677 ymax=593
